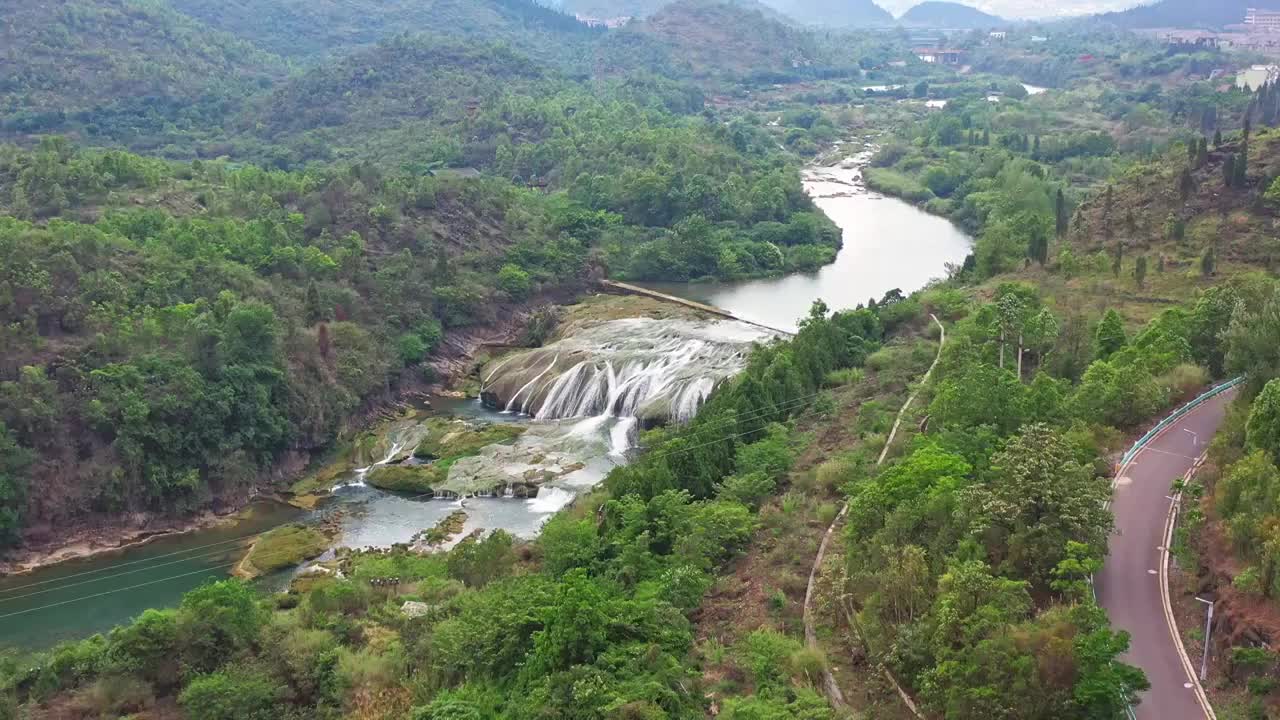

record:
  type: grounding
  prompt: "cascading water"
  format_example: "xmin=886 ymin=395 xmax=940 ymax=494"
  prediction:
xmin=482 ymin=318 xmax=775 ymax=424
xmin=441 ymin=317 xmax=777 ymax=515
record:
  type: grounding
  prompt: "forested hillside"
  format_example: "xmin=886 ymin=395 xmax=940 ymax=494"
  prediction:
xmin=168 ymin=0 xmax=600 ymax=63
xmin=0 ymin=0 xmax=286 ymax=149
xmin=622 ymin=0 xmax=846 ymax=81
xmin=0 ymin=137 xmax=598 ymax=543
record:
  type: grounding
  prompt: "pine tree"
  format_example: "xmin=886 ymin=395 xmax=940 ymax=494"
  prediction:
xmin=1102 ymin=185 xmax=1114 ymax=239
xmin=1134 ymin=255 xmax=1148 ymax=289
xmin=1033 ymin=135 xmax=1041 ymax=156
xmin=983 ymin=128 xmax=990 ymax=145
xmin=1055 ymin=188 xmax=1068 ymax=237
xmin=1235 ymin=150 xmax=1248 ymax=188
xmin=1095 ymin=309 xmax=1128 ymax=359
xmin=1214 ymin=129 xmax=1223 ymax=148
xmin=1112 ymin=241 xmax=1124 ymax=277
xmin=317 ymin=322 xmax=332 ymax=361
xmin=1245 ymin=115 xmax=1253 ymax=141
xmin=1196 ymin=137 xmax=1208 ymax=168
xmin=1157 ymin=254 xmax=1166 ymax=273
xmin=1188 ymin=139 xmax=1198 ymax=162
xmin=1201 ymin=245 xmax=1216 ymax=277
xmin=305 ymin=280 xmax=324 ymax=325
xmin=1224 ymin=153 xmax=1237 ymax=188
xmin=1179 ymin=167 xmax=1194 ymax=201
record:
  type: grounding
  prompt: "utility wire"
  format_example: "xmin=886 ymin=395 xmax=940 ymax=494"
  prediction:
xmin=0 ymin=562 xmax=241 ymax=621
xmin=0 ymin=541 xmax=255 ymax=604
xmin=0 ymin=379 xmax=855 ymax=614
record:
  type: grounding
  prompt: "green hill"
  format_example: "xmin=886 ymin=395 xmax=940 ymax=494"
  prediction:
xmin=899 ymin=1 xmax=1006 ymax=28
xmin=167 ymin=0 xmax=599 ymax=62
xmin=623 ymin=0 xmax=824 ymax=80
xmin=561 ymin=0 xmax=673 ymax=17
xmin=234 ymin=35 xmax=555 ymax=167
xmin=0 ymin=0 xmax=286 ymax=149
xmin=1100 ymin=0 xmax=1277 ymax=29
xmin=760 ymin=0 xmax=894 ymax=27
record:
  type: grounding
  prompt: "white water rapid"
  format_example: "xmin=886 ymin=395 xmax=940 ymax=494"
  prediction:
xmin=483 ymin=318 xmax=776 ymax=425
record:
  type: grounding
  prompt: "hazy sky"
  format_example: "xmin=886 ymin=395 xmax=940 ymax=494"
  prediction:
xmin=877 ymin=0 xmax=1146 ymax=19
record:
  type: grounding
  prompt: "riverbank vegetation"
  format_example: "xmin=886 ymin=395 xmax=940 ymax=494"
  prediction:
xmin=0 ymin=299 xmax=891 ymax=719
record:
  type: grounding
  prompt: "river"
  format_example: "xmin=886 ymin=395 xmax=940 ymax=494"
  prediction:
xmin=642 ymin=152 xmax=972 ymax=332
xmin=0 ymin=150 xmax=972 ymax=650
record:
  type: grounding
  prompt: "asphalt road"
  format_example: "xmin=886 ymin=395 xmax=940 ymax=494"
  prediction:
xmin=1096 ymin=389 xmax=1235 ymax=720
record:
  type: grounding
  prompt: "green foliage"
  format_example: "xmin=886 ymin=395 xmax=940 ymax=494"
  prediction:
xmin=179 ymin=670 xmax=282 ymax=720
xmin=0 ymin=423 xmax=30 ymax=543
xmin=496 ymin=264 xmax=533 ymax=300
xmin=176 ymin=580 xmax=265 ymax=672
xmin=1246 ymin=379 xmax=1280 ymax=460
xmin=1094 ymin=309 xmax=1127 ymax=360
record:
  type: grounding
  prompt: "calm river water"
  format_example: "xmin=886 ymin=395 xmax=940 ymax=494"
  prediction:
xmin=643 ymin=153 xmax=973 ymax=332
xmin=0 ymin=150 xmax=972 ymax=650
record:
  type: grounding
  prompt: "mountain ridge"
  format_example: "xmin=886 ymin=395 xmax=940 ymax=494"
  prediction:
xmin=899 ymin=0 xmax=1006 ymax=27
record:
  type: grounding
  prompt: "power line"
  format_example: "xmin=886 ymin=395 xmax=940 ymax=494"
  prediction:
xmin=0 ymin=562 xmax=241 ymax=621
xmin=0 ymin=379 xmax=858 ymax=615
xmin=0 ymin=389 xmax=844 ymax=620
xmin=0 ymin=531 xmax=272 ymax=595
xmin=0 ymin=541 xmax=254 ymax=604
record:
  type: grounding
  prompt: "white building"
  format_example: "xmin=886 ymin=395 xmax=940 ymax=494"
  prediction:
xmin=1237 ymin=64 xmax=1280 ymax=90
xmin=1246 ymin=8 xmax=1280 ymax=32
xmin=989 ymin=31 xmax=1007 ymax=40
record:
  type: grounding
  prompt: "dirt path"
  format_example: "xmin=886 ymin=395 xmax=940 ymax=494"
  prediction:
xmin=803 ymin=314 xmax=943 ymax=717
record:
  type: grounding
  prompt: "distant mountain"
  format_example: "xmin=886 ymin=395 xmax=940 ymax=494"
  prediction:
xmin=0 ymin=0 xmax=285 ymax=144
xmin=168 ymin=0 xmax=597 ymax=61
xmin=622 ymin=0 xmax=825 ymax=78
xmin=899 ymin=1 xmax=1007 ymax=27
xmin=1100 ymin=0 xmax=1276 ymax=29
xmin=760 ymin=0 xmax=896 ymax=26
xmin=561 ymin=0 xmax=672 ymax=17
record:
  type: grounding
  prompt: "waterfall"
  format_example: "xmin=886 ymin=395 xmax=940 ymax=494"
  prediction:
xmin=333 ymin=440 xmax=408 ymax=491
xmin=484 ymin=318 xmax=774 ymax=425
xmin=527 ymin=486 xmax=575 ymax=514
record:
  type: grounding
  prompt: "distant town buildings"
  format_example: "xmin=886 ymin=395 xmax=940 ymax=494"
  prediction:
xmin=988 ymin=31 xmax=1007 ymax=40
xmin=1149 ymin=28 xmax=1280 ymax=54
xmin=913 ymin=48 xmax=964 ymax=65
xmin=574 ymin=14 xmax=630 ymax=28
xmin=1246 ymin=8 xmax=1280 ymax=31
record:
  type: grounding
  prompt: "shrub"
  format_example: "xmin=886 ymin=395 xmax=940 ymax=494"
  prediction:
xmin=716 ymin=471 xmax=776 ymax=510
xmin=824 ymin=367 xmax=865 ymax=387
xmin=1156 ymin=363 xmax=1208 ymax=403
xmin=179 ymin=671 xmax=281 ymax=720
xmin=496 ymin=264 xmax=532 ymax=300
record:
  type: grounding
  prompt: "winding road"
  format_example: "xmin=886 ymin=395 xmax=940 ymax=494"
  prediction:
xmin=1096 ymin=388 xmax=1237 ymax=720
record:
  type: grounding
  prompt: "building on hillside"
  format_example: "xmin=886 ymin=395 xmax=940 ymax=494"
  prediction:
xmin=1238 ymin=64 xmax=1280 ymax=90
xmin=1157 ymin=29 xmax=1225 ymax=48
xmin=1246 ymin=8 xmax=1280 ymax=31
xmin=914 ymin=48 xmax=964 ymax=65
xmin=574 ymin=14 xmax=630 ymax=28
xmin=989 ymin=31 xmax=1007 ymax=40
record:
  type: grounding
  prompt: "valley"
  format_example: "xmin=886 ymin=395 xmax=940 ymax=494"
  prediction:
xmin=5 ymin=1 xmax=1280 ymax=719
